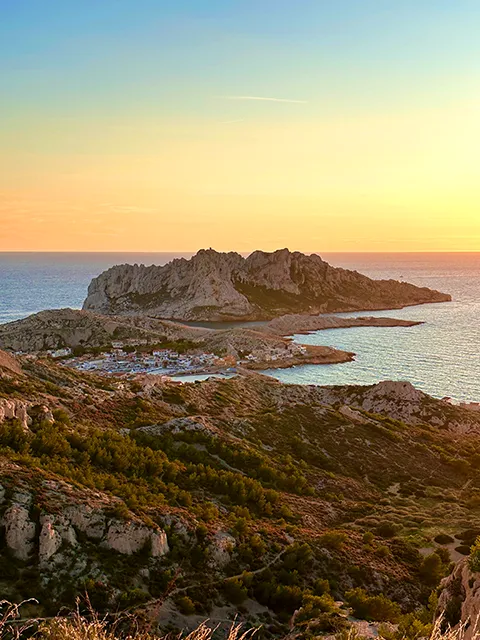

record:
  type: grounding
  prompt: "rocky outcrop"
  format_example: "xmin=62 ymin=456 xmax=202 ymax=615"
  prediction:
xmin=0 ymin=398 xmax=31 ymax=430
xmin=38 ymin=514 xmax=76 ymax=564
xmin=82 ymin=249 xmax=451 ymax=321
xmin=138 ymin=416 xmax=219 ymax=438
xmin=105 ymin=520 xmax=169 ymax=557
xmin=2 ymin=502 xmax=36 ymax=561
xmin=314 ymin=380 xmax=480 ymax=434
xmin=437 ymin=559 xmax=480 ymax=638
xmin=0 ymin=475 xmax=169 ymax=566
xmin=209 ymin=531 xmax=236 ymax=568
xmin=0 ymin=349 xmax=22 ymax=374
xmin=0 ymin=308 xmax=208 ymax=353
xmin=264 ymin=314 xmax=423 ymax=336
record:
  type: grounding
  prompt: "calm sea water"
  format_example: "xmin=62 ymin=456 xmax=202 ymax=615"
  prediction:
xmin=264 ymin=253 xmax=480 ymax=403
xmin=0 ymin=252 xmax=479 ymax=402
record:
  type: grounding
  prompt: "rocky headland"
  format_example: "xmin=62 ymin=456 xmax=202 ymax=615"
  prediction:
xmin=264 ymin=314 xmax=423 ymax=336
xmin=82 ymin=248 xmax=451 ymax=321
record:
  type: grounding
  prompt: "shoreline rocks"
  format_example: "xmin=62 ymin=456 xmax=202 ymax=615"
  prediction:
xmin=264 ymin=314 xmax=423 ymax=336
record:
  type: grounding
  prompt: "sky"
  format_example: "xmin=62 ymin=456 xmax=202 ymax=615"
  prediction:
xmin=1 ymin=0 xmax=480 ymax=252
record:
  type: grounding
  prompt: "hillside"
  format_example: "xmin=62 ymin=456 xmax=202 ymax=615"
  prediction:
xmin=0 ymin=309 xmax=354 ymax=369
xmin=0 ymin=308 xmax=210 ymax=353
xmin=82 ymin=249 xmax=451 ymax=321
xmin=1 ymin=351 xmax=480 ymax=636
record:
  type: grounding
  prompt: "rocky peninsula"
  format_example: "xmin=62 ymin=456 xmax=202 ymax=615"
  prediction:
xmin=82 ymin=248 xmax=451 ymax=321
xmin=264 ymin=313 xmax=423 ymax=336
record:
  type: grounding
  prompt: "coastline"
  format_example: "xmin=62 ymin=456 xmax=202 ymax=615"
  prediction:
xmin=263 ymin=314 xmax=424 ymax=336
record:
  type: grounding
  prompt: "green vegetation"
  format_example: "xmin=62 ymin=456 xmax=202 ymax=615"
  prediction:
xmin=469 ymin=537 xmax=480 ymax=572
xmin=3 ymin=356 xmax=480 ymax=635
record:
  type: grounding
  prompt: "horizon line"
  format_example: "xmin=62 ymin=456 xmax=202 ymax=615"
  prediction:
xmin=1 ymin=250 xmax=480 ymax=255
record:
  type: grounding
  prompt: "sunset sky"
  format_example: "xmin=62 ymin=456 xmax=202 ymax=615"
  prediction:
xmin=1 ymin=0 xmax=480 ymax=252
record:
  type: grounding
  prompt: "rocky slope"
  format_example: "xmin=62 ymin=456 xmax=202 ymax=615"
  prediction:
xmin=0 ymin=309 xmax=354 ymax=368
xmin=312 ymin=380 xmax=480 ymax=434
xmin=2 ymin=352 xmax=480 ymax=634
xmin=0 ymin=308 xmax=210 ymax=352
xmin=82 ymin=249 xmax=451 ymax=321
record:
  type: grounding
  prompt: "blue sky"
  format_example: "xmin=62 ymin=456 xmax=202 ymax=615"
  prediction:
xmin=2 ymin=0 xmax=479 ymax=118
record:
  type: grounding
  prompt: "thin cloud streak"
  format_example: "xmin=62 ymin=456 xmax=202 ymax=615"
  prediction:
xmin=222 ymin=96 xmax=307 ymax=104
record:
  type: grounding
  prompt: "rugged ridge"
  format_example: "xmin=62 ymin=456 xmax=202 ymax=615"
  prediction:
xmin=0 ymin=308 xmax=210 ymax=353
xmin=82 ymin=249 xmax=451 ymax=321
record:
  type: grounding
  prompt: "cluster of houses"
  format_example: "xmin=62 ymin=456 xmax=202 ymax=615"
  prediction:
xmin=63 ymin=342 xmax=235 ymax=377
xmin=240 ymin=342 xmax=308 ymax=364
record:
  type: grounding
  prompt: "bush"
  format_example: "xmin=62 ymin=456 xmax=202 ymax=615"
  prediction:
xmin=456 ymin=545 xmax=471 ymax=556
xmin=313 ymin=578 xmax=330 ymax=596
xmin=434 ymin=533 xmax=454 ymax=545
xmin=419 ymin=552 xmax=447 ymax=586
xmin=295 ymin=594 xmax=336 ymax=622
xmin=363 ymin=531 xmax=374 ymax=545
xmin=469 ymin=537 xmax=480 ymax=572
xmin=223 ymin=578 xmax=248 ymax=605
xmin=176 ymin=595 xmax=196 ymax=615
xmin=375 ymin=545 xmax=391 ymax=558
xmin=319 ymin=531 xmax=348 ymax=551
xmin=346 ymin=588 xmax=401 ymax=622
xmin=376 ymin=522 xmax=398 ymax=539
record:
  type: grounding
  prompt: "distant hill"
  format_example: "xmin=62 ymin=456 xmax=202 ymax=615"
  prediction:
xmin=0 ymin=308 xmax=209 ymax=352
xmin=82 ymin=248 xmax=451 ymax=321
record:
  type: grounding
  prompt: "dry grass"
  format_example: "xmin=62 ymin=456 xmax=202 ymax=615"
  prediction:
xmin=0 ymin=601 xmax=257 ymax=640
xmin=1 ymin=603 xmax=479 ymax=640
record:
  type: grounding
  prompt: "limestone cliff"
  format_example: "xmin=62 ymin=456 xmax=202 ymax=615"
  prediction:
xmin=437 ymin=559 xmax=480 ymax=638
xmin=82 ymin=249 xmax=451 ymax=321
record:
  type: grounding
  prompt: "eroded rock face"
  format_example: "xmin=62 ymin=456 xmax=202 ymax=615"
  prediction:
xmin=64 ymin=504 xmax=106 ymax=540
xmin=209 ymin=531 xmax=236 ymax=568
xmin=437 ymin=559 xmax=479 ymax=639
xmin=105 ymin=520 xmax=169 ymax=557
xmin=82 ymin=249 xmax=451 ymax=321
xmin=0 ymin=477 xmax=169 ymax=567
xmin=3 ymin=503 xmax=36 ymax=561
xmin=0 ymin=399 xmax=31 ymax=431
xmin=38 ymin=514 xmax=77 ymax=564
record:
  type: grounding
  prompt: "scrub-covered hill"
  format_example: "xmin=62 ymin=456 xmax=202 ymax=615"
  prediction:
xmin=1 ymin=351 xmax=479 ymax=637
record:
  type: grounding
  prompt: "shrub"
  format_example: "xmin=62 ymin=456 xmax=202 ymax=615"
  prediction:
xmin=469 ymin=537 xmax=480 ymax=572
xmin=376 ymin=522 xmax=398 ymax=539
xmin=176 ymin=595 xmax=196 ymax=615
xmin=295 ymin=594 xmax=336 ymax=622
xmin=456 ymin=545 xmax=471 ymax=556
xmin=375 ymin=545 xmax=391 ymax=558
xmin=223 ymin=578 xmax=248 ymax=605
xmin=346 ymin=588 xmax=401 ymax=622
xmin=434 ymin=533 xmax=454 ymax=545
xmin=419 ymin=553 xmax=447 ymax=586
xmin=319 ymin=530 xmax=348 ymax=551
xmin=363 ymin=531 xmax=374 ymax=545
xmin=313 ymin=578 xmax=330 ymax=596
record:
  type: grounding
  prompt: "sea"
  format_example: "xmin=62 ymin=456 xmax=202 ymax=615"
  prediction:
xmin=0 ymin=252 xmax=479 ymax=403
